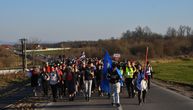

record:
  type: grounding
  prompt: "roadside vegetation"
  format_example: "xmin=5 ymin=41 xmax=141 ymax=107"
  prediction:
xmin=32 ymin=25 xmax=193 ymax=60
xmin=152 ymin=58 xmax=193 ymax=86
xmin=0 ymin=72 xmax=29 ymax=98
xmin=0 ymin=46 xmax=21 ymax=69
xmin=0 ymin=72 xmax=28 ymax=87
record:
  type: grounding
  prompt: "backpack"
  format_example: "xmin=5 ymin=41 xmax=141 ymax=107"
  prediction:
xmin=66 ymin=72 xmax=73 ymax=81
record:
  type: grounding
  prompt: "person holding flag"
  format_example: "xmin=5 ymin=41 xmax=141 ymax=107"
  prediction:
xmin=134 ymin=63 xmax=147 ymax=105
xmin=143 ymin=47 xmax=153 ymax=89
xmin=107 ymin=62 xmax=122 ymax=107
xmin=101 ymin=50 xmax=122 ymax=107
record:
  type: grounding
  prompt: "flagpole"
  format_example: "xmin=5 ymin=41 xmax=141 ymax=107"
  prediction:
xmin=144 ymin=46 xmax=149 ymax=79
xmin=145 ymin=46 xmax=149 ymax=65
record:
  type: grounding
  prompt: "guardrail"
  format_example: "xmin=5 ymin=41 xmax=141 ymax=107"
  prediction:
xmin=0 ymin=69 xmax=23 ymax=75
xmin=26 ymin=48 xmax=70 ymax=52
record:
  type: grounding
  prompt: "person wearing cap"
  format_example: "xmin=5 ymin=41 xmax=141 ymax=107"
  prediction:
xmin=107 ymin=63 xmax=121 ymax=107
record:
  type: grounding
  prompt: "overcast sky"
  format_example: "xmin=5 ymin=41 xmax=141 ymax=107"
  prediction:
xmin=0 ymin=0 xmax=193 ymax=43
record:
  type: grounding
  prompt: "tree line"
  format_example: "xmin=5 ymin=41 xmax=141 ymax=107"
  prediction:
xmin=23 ymin=25 xmax=193 ymax=60
xmin=54 ymin=25 xmax=193 ymax=60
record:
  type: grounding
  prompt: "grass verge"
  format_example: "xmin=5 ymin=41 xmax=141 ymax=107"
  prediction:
xmin=152 ymin=59 xmax=193 ymax=86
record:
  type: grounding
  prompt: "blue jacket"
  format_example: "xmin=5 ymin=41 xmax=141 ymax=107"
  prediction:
xmin=136 ymin=70 xmax=145 ymax=90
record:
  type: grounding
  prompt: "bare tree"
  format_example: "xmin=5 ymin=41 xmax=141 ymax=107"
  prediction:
xmin=185 ymin=26 xmax=191 ymax=37
xmin=143 ymin=26 xmax=152 ymax=36
xmin=178 ymin=25 xmax=186 ymax=37
xmin=166 ymin=27 xmax=177 ymax=37
xmin=121 ymin=30 xmax=132 ymax=39
xmin=134 ymin=26 xmax=144 ymax=37
xmin=191 ymin=30 xmax=193 ymax=37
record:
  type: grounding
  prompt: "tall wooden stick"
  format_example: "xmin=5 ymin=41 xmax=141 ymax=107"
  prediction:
xmin=144 ymin=46 xmax=149 ymax=79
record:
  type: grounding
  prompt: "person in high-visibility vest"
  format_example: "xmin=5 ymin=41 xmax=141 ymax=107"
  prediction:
xmin=123 ymin=61 xmax=135 ymax=98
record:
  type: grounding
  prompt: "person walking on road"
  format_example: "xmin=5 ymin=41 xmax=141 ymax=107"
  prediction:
xmin=66 ymin=66 xmax=76 ymax=101
xmin=123 ymin=61 xmax=135 ymax=98
xmin=49 ymin=67 xmax=60 ymax=102
xmin=95 ymin=60 xmax=103 ymax=96
xmin=30 ymin=66 xmax=40 ymax=97
xmin=83 ymin=61 xmax=94 ymax=101
xmin=56 ymin=66 xmax=64 ymax=99
xmin=134 ymin=64 xmax=147 ymax=105
xmin=108 ymin=63 xmax=121 ymax=107
xmin=146 ymin=61 xmax=153 ymax=89
xmin=61 ymin=64 xmax=67 ymax=97
xmin=40 ymin=67 xmax=50 ymax=97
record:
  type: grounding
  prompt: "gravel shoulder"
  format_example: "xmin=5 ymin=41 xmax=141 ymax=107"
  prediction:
xmin=152 ymin=79 xmax=193 ymax=99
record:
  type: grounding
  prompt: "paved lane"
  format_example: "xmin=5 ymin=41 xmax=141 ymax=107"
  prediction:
xmin=0 ymin=86 xmax=32 ymax=109
xmin=40 ymin=83 xmax=193 ymax=110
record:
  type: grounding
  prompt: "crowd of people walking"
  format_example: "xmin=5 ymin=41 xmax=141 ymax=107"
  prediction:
xmin=29 ymin=52 xmax=153 ymax=107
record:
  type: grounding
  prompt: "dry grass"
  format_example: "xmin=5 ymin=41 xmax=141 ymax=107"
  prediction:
xmin=0 ymin=46 xmax=21 ymax=68
xmin=0 ymin=72 xmax=27 ymax=87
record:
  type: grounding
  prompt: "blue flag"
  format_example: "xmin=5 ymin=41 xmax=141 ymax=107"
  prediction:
xmin=103 ymin=51 xmax=112 ymax=75
xmin=116 ymin=68 xmax=124 ymax=86
xmin=101 ymin=51 xmax=112 ymax=93
xmin=116 ymin=68 xmax=123 ymax=79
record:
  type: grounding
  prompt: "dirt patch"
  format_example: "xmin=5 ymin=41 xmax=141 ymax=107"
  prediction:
xmin=152 ymin=79 xmax=193 ymax=99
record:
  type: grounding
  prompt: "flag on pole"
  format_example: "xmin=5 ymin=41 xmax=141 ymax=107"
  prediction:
xmin=101 ymin=50 xmax=112 ymax=93
xmin=103 ymin=51 xmax=112 ymax=75
xmin=116 ymin=68 xmax=124 ymax=86
xmin=116 ymin=68 xmax=123 ymax=79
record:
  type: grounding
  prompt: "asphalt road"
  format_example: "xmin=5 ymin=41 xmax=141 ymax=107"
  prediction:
xmin=0 ymin=85 xmax=32 ymax=109
xmin=39 ymin=83 xmax=193 ymax=110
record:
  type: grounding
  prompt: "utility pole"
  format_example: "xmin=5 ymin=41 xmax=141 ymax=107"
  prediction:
xmin=20 ymin=38 xmax=27 ymax=72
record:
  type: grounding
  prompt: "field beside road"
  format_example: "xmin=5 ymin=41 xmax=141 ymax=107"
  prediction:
xmin=153 ymin=58 xmax=193 ymax=86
